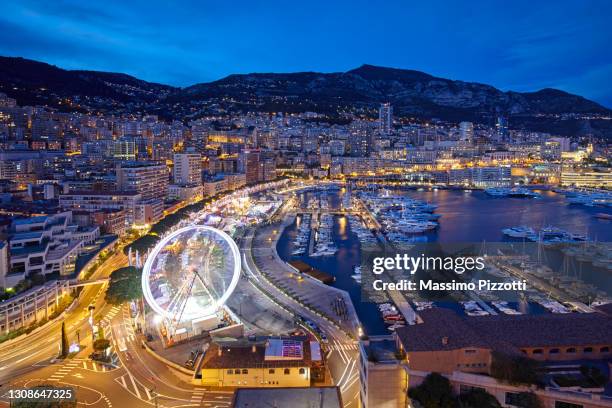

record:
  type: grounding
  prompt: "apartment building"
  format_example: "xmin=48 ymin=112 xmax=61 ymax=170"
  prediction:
xmin=359 ymin=307 xmax=612 ymax=408
xmin=173 ymin=152 xmax=202 ymax=185
xmin=116 ymin=161 xmax=169 ymax=201
xmin=2 ymin=211 xmax=99 ymax=288
xmin=59 ymin=191 xmax=142 ymax=227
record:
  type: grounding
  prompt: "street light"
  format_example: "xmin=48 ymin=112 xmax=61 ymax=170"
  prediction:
xmin=88 ymin=305 xmax=95 ymax=340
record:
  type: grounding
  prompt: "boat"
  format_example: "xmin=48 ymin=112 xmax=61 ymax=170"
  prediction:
xmin=595 ymin=213 xmax=612 ymax=220
xmin=508 ymin=188 xmax=541 ymax=198
xmin=485 ymin=187 xmax=510 ymax=197
xmin=387 ymin=323 xmax=406 ymax=332
xmin=502 ymin=226 xmax=537 ymax=239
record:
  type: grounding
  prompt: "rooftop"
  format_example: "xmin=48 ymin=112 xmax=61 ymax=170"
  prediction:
xmin=232 ymin=387 xmax=342 ymax=408
xmin=201 ymin=337 xmax=316 ymax=369
xmin=363 ymin=337 xmax=401 ymax=363
xmin=395 ymin=307 xmax=612 ymax=354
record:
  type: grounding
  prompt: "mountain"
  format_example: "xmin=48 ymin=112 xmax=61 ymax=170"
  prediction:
xmin=178 ymin=64 xmax=609 ymax=118
xmin=0 ymin=56 xmax=175 ymax=110
xmin=1 ymin=57 xmax=610 ymax=138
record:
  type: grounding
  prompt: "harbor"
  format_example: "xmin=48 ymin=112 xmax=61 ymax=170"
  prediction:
xmin=276 ymin=185 xmax=612 ymax=335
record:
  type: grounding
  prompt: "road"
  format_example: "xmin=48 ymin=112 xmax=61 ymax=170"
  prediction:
xmin=241 ymin=228 xmax=362 ymax=407
xmin=0 ymin=184 xmax=362 ymax=407
xmin=0 ymin=248 xmax=233 ymax=408
xmin=0 ymin=252 xmax=126 ymax=384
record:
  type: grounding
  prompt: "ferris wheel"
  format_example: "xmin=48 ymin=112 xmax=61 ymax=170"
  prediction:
xmin=142 ymin=225 xmax=241 ymax=324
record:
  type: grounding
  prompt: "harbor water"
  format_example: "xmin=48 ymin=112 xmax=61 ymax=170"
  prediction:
xmin=277 ymin=188 xmax=612 ymax=335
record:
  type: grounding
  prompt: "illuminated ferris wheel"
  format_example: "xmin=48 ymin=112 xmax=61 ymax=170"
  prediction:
xmin=141 ymin=225 xmax=241 ymax=324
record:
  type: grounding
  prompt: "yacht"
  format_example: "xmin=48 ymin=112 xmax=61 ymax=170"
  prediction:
xmin=485 ymin=187 xmax=510 ymax=197
xmin=502 ymin=226 xmax=537 ymax=239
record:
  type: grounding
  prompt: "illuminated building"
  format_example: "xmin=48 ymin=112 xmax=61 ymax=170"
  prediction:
xmin=173 ymin=152 xmax=202 ymax=185
xmin=199 ymin=337 xmax=324 ymax=388
xmin=116 ymin=161 xmax=169 ymax=201
xmin=379 ymin=103 xmax=393 ymax=135
xmin=560 ymin=169 xmax=612 ymax=188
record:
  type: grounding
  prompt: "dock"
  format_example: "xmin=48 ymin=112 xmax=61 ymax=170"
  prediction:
xmin=385 ymin=288 xmax=421 ymax=325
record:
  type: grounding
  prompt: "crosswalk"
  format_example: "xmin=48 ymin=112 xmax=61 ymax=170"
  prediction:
xmin=48 ymin=359 xmax=80 ymax=381
xmin=190 ymin=390 xmax=231 ymax=407
xmin=328 ymin=342 xmax=359 ymax=351
xmin=76 ymin=358 xmax=118 ymax=372
xmin=100 ymin=305 xmax=122 ymax=325
xmin=191 ymin=389 xmax=205 ymax=404
xmin=121 ymin=307 xmax=136 ymax=342
xmin=47 ymin=357 xmax=119 ymax=382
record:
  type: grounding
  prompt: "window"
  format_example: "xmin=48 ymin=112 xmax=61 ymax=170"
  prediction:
xmin=555 ymin=402 xmax=583 ymax=408
xmin=600 ymin=346 xmax=610 ymax=353
xmin=299 ymin=368 xmax=306 ymax=375
xmin=269 ymin=369 xmax=275 ymax=374
xmin=505 ymin=392 xmax=522 ymax=406
xmin=242 ymin=369 xmax=248 ymax=374
xmin=464 ymin=349 xmax=476 ymax=354
xmin=566 ymin=347 xmax=576 ymax=354
xmin=550 ymin=348 xmax=560 ymax=354
xmin=583 ymin=347 xmax=593 ymax=353
xmin=284 ymin=368 xmax=290 ymax=375
xmin=460 ymin=385 xmax=485 ymax=394
xmin=532 ymin=349 xmax=543 ymax=354
xmin=226 ymin=369 xmax=233 ymax=375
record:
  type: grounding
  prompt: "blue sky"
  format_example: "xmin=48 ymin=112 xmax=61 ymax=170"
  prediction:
xmin=1 ymin=0 xmax=611 ymax=106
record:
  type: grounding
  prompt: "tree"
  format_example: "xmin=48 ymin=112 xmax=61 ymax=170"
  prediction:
xmin=93 ymin=338 xmax=111 ymax=351
xmin=60 ymin=322 xmax=69 ymax=357
xmin=490 ymin=352 xmax=540 ymax=386
xmin=458 ymin=388 xmax=502 ymax=408
xmin=580 ymin=365 xmax=607 ymax=387
xmin=123 ymin=234 xmax=159 ymax=255
xmin=408 ymin=373 xmax=456 ymax=408
xmin=105 ymin=266 xmax=143 ymax=305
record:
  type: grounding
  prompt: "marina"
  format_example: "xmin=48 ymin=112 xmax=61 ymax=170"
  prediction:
xmin=277 ymin=186 xmax=612 ymax=335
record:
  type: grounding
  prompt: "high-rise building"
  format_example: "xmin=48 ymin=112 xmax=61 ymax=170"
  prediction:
xmin=116 ymin=161 xmax=169 ymax=201
xmin=496 ymin=116 xmax=509 ymax=142
xmin=378 ymin=103 xmax=393 ymax=135
xmin=350 ymin=132 xmax=373 ymax=157
xmin=459 ymin=121 xmax=474 ymax=144
xmin=241 ymin=150 xmax=261 ymax=184
xmin=328 ymin=140 xmax=346 ymax=156
xmin=173 ymin=152 xmax=202 ymax=185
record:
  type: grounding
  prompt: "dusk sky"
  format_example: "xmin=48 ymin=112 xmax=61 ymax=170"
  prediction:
xmin=1 ymin=0 xmax=611 ymax=106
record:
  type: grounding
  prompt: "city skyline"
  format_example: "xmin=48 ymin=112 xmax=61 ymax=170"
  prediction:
xmin=1 ymin=1 xmax=612 ymax=106
xmin=0 ymin=3 xmax=610 ymax=407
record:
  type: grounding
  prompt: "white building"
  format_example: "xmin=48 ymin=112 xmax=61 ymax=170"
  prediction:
xmin=173 ymin=153 xmax=202 ymax=185
xmin=59 ymin=191 xmax=142 ymax=226
xmin=3 ymin=211 xmax=99 ymax=288
xmin=116 ymin=161 xmax=169 ymax=201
